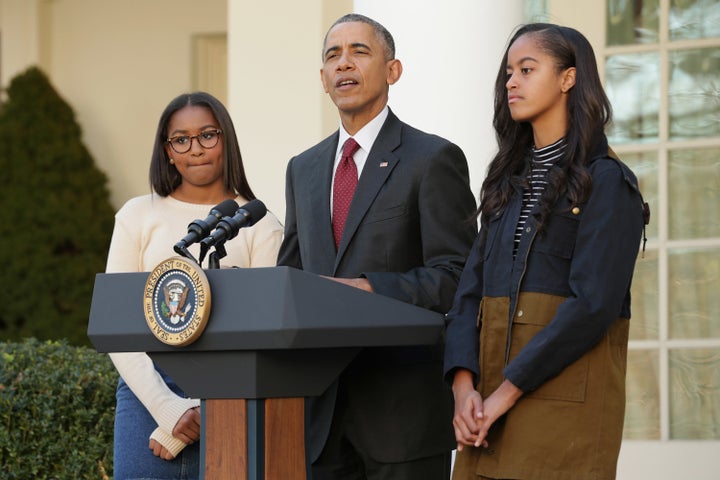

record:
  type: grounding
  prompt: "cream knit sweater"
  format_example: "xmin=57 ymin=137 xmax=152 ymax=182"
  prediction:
xmin=106 ymin=194 xmax=283 ymax=457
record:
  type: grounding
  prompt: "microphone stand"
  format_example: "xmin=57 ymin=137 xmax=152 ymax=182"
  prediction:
xmin=207 ymin=241 xmax=227 ymax=270
xmin=174 ymin=245 xmax=200 ymax=265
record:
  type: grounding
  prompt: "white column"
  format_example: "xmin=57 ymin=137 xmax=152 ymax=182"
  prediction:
xmin=352 ymin=0 xmax=524 ymax=197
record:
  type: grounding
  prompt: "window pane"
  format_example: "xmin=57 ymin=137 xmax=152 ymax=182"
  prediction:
xmin=630 ymin=250 xmax=659 ymax=340
xmin=670 ymin=0 xmax=720 ymax=40
xmin=625 ymin=349 xmax=660 ymax=439
xmin=623 ymin=152 xmax=659 ymax=240
xmin=606 ymin=53 xmax=661 ymax=144
xmin=669 ymin=348 xmax=720 ymax=439
xmin=607 ymin=0 xmax=660 ymax=45
xmin=668 ymin=248 xmax=720 ymax=339
xmin=668 ymin=148 xmax=720 ymax=239
xmin=668 ymin=48 xmax=720 ymax=140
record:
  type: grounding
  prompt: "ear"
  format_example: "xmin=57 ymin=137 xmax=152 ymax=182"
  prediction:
xmin=386 ymin=59 xmax=403 ymax=86
xmin=561 ymin=67 xmax=576 ymax=93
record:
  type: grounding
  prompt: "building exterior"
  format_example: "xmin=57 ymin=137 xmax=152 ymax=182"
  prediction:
xmin=1 ymin=0 xmax=718 ymax=477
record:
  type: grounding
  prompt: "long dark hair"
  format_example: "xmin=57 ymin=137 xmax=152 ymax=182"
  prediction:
xmin=479 ymin=23 xmax=611 ymax=228
xmin=149 ymin=91 xmax=256 ymax=200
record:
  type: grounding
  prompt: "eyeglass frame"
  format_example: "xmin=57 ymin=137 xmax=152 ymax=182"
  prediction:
xmin=166 ymin=129 xmax=223 ymax=154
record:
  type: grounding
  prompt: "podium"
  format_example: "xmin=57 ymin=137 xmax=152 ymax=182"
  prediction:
xmin=88 ymin=266 xmax=446 ymax=479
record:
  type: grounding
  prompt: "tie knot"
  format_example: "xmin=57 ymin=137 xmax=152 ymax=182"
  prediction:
xmin=342 ymin=138 xmax=360 ymax=159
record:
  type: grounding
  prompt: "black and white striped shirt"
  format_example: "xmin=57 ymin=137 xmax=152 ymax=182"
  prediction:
xmin=514 ymin=138 xmax=567 ymax=256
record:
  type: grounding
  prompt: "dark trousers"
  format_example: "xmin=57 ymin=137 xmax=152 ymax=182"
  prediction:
xmin=310 ymin=382 xmax=450 ymax=480
xmin=312 ymin=446 xmax=450 ymax=480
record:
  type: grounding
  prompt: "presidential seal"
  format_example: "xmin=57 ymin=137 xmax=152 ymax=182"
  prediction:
xmin=143 ymin=256 xmax=211 ymax=346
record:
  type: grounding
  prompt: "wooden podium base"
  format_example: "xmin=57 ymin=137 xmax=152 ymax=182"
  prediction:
xmin=203 ymin=398 xmax=307 ymax=480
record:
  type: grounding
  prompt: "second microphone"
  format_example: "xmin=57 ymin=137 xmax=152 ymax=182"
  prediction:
xmin=200 ymin=199 xmax=267 ymax=249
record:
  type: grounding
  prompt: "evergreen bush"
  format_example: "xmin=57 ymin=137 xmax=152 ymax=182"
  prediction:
xmin=0 ymin=66 xmax=115 ymax=346
xmin=0 ymin=338 xmax=117 ymax=478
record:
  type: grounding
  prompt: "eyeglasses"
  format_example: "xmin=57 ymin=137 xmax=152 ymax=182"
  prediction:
xmin=166 ymin=129 xmax=223 ymax=154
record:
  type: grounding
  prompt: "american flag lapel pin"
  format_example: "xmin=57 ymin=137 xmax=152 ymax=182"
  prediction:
xmin=379 ymin=161 xmax=389 ymax=168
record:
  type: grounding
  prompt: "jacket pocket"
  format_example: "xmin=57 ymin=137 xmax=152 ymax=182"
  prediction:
xmin=525 ymin=353 xmax=589 ymax=402
xmin=530 ymin=211 xmax=579 ymax=259
xmin=363 ymin=203 xmax=407 ymax=224
xmin=509 ymin=293 xmax=589 ymax=403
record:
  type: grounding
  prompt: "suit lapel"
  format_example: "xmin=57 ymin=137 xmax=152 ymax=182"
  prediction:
xmin=334 ymin=112 xmax=402 ymax=272
xmin=307 ymin=134 xmax=339 ymax=272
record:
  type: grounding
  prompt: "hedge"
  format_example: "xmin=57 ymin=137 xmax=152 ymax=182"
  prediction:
xmin=0 ymin=338 xmax=117 ymax=478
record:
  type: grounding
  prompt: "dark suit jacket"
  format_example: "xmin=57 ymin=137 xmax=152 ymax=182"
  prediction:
xmin=277 ymin=109 xmax=477 ymax=463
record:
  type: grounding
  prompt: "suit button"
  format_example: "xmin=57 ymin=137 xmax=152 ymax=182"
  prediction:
xmin=517 ymin=310 xmax=523 ymax=317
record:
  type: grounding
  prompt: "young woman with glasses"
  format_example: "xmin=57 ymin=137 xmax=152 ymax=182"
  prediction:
xmin=105 ymin=92 xmax=283 ymax=479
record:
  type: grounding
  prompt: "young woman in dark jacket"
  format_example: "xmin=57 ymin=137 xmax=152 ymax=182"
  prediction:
xmin=444 ymin=23 xmax=648 ymax=480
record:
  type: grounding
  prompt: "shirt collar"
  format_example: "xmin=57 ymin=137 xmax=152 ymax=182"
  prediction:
xmin=337 ymin=106 xmax=389 ymax=156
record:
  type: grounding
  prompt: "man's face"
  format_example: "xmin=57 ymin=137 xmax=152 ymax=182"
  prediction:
xmin=320 ymin=21 xmax=401 ymax=129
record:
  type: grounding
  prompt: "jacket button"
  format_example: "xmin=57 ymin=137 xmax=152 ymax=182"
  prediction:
xmin=572 ymin=206 xmax=580 ymax=215
xmin=517 ymin=310 xmax=523 ymax=317
xmin=526 ymin=226 xmax=531 ymax=232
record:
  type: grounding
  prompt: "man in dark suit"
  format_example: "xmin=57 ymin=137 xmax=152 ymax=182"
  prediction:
xmin=277 ymin=13 xmax=477 ymax=480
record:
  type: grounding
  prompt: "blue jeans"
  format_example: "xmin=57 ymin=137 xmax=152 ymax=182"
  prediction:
xmin=113 ymin=370 xmax=199 ymax=480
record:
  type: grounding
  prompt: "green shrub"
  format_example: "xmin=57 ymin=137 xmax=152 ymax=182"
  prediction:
xmin=0 ymin=66 xmax=115 ymax=347
xmin=0 ymin=338 xmax=117 ymax=479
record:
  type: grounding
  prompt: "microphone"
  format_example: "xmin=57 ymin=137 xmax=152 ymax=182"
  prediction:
xmin=200 ymin=199 xmax=267 ymax=249
xmin=173 ymin=199 xmax=240 ymax=255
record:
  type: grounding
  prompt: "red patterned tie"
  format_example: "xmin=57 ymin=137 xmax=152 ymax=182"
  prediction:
xmin=332 ymin=138 xmax=360 ymax=249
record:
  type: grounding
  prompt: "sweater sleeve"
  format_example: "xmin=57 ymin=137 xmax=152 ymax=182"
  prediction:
xmin=106 ymin=198 xmax=200 ymax=443
xmin=105 ymin=202 xmax=142 ymax=273
xmin=149 ymin=427 xmax=190 ymax=458
xmin=245 ymin=211 xmax=284 ymax=268
xmin=218 ymin=201 xmax=284 ymax=269
xmin=109 ymin=352 xmax=201 ymax=435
